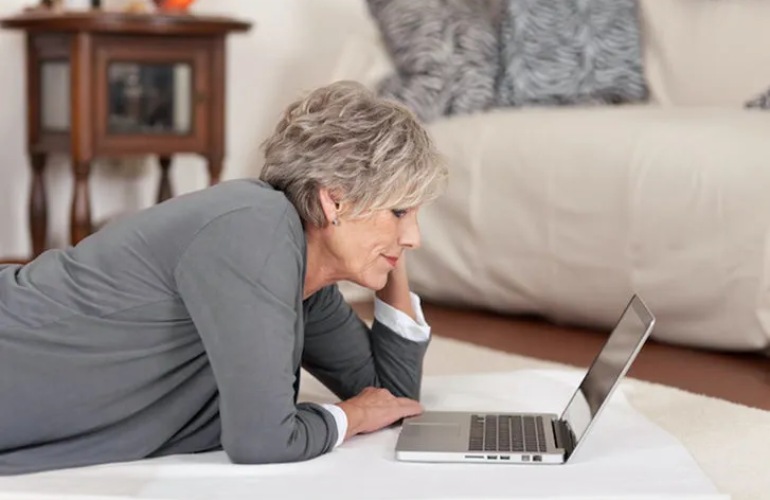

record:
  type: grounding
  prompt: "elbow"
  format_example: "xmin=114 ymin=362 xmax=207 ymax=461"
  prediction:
xmin=221 ymin=409 xmax=336 ymax=464
xmin=223 ymin=435 xmax=319 ymax=465
xmin=225 ymin=446 xmax=266 ymax=465
xmin=225 ymin=442 xmax=296 ymax=465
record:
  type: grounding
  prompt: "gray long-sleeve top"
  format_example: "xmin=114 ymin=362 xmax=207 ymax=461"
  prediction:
xmin=0 ymin=179 xmax=428 ymax=475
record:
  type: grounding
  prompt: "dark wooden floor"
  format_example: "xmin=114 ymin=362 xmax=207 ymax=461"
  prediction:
xmin=352 ymin=301 xmax=770 ymax=411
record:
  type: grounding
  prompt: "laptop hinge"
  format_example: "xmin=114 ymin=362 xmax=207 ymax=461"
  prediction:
xmin=553 ymin=419 xmax=577 ymax=459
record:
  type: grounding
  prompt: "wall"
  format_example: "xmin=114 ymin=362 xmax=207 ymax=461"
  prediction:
xmin=0 ymin=0 xmax=375 ymax=257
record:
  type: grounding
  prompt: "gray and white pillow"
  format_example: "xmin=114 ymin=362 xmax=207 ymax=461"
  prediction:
xmin=746 ymin=87 xmax=770 ymax=109
xmin=497 ymin=0 xmax=649 ymax=107
xmin=366 ymin=0 xmax=500 ymax=122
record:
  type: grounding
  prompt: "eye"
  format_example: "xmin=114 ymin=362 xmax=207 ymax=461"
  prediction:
xmin=391 ymin=209 xmax=408 ymax=219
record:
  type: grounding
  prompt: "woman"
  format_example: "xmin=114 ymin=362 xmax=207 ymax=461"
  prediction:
xmin=0 ymin=81 xmax=448 ymax=474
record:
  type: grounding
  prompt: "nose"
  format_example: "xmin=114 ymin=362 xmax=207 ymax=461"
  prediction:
xmin=398 ymin=212 xmax=421 ymax=249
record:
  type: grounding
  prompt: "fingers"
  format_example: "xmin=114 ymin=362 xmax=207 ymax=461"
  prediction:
xmin=342 ymin=387 xmax=424 ymax=435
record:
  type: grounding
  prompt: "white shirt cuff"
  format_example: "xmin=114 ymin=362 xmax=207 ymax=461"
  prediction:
xmin=321 ymin=403 xmax=347 ymax=447
xmin=373 ymin=292 xmax=431 ymax=342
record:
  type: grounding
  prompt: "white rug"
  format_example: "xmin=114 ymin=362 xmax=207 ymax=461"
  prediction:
xmin=0 ymin=355 xmax=726 ymax=500
xmin=405 ymin=336 xmax=770 ymax=500
xmin=0 ymin=336 xmax=764 ymax=500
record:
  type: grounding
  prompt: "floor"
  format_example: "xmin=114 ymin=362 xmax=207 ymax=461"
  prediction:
xmin=352 ymin=301 xmax=770 ymax=411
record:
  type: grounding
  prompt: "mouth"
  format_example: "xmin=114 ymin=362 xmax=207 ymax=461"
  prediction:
xmin=383 ymin=255 xmax=399 ymax=268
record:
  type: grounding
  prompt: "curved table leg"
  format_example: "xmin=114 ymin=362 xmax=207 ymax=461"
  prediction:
xmin=29 ymin=153 xmax=48 ymax=258
xmin=206 ymin=155 xmax=223 ymax=186
xmin=157 ymin=155 xmax=174 ymax=203
xmin=70 ymin=160 xmax=92 ymax=246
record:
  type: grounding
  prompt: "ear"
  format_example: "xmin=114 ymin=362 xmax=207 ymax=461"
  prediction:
xmin=318 ymin=187 xmax=340 ymax=226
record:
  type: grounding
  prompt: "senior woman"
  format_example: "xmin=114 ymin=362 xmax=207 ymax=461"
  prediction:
xmin=0 ymin=81 xmax=448 ymax=474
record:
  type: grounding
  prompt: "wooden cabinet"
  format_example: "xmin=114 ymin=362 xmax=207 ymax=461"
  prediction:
xmin=1 ymin=10 xmax=251 ymax=257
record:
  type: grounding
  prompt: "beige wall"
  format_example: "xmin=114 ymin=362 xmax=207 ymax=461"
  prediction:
xmin=0 ymin=0 xmax=372 ymax=256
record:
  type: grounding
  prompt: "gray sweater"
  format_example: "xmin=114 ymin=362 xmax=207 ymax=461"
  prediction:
xmin=0 ymin=179 xmax=428 ymax=475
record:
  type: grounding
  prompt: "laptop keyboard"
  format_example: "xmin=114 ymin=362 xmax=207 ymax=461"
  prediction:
xmin=468 ymin=414 xmax=548 ymax=453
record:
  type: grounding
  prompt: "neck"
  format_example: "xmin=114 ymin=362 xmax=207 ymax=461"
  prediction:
xmin=303 ymin=228 xmax=342 ymax=300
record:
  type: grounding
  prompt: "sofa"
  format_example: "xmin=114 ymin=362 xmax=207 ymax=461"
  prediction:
xmin=331 ymin=0 xmax=770 ymax=353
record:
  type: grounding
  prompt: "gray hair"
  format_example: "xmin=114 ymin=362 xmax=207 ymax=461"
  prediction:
xmin=259 ymin=80 xmax=448 ymax=227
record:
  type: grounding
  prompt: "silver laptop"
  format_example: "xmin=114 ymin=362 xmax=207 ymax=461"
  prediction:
xmin=395 ymin=294 xmax=655 ymax=465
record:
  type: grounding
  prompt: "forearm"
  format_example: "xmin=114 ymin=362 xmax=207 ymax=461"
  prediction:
xmin=367 ymin=320 xmax=428 ymax=400
xmin=369 ymin=263 xmax=431 ymax=399
xmin=302 ymin=279 xmax=429 ymax=442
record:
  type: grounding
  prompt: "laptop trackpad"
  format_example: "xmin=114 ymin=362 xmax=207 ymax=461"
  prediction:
xmin=402 ymin=422 xmax=461 ymax=440
xmin=398 ymin=422 xmax=464 ymax=452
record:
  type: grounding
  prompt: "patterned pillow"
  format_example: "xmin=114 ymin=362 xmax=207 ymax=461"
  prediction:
xmin=497 ymin=0 xmax=648 ymax=107
xmin=746 ymin=87 xmax=770 ymax=109
xmin=366 ymin=0 xmax=500 ymax=122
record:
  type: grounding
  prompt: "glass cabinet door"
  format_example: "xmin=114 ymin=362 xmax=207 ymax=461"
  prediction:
xmin=107 ymin=62 xmax=192 ymax=135
xmin=94 ymin=37 xmax=210 ymax=155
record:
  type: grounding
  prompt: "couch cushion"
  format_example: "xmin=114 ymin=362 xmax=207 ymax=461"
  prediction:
xmin=408 ymin=106 xmax=770 ymax=351
xmin=497 ymin=0 xmax=648 ymax=107
xmin=639 ymin=0 xmax=770 ymax=106
xmin=365 ymin=0 xmax=499 ymax=122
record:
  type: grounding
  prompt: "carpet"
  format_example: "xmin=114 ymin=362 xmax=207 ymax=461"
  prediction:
xmin=0 ymin=364 xmax=725 ymax=500
xmin=0 ymin=335 xmax=762 ymax=499
xmin=386 ymin=336 xmax=769 ymax=500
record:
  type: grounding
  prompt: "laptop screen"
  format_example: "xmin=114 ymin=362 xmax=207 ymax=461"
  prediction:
xmin=560 ymin=295 xmax=655 ymax=448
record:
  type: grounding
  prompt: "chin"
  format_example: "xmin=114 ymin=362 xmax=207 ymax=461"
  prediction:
xmin=352 ymin=273 xmax=389 ymax=291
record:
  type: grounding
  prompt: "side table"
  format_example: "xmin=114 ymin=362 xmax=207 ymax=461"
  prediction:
xmin=0 ymin=10 xmax=251 ymax=257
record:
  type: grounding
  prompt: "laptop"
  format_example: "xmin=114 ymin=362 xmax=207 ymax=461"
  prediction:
xmin=395 ymin=294 xmax=655 ymax=464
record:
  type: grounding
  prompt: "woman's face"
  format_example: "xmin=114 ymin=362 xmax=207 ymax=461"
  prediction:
xmin=334 ymin=206 xmax=422 ymax=290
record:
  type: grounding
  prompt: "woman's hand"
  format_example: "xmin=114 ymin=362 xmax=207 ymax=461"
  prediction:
xmin=375 ymin=253 xmax=417 ymax=321
xmin=337 ymin=387 xmax=423 ymax=439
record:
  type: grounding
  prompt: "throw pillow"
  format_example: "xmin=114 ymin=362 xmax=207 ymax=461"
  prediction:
xmin=366 ymin=0 xmax=500 ymax=122
xmin=745 ymin=87 xmax=770 ymax=109
xmin=497 ymin=0 xmax=649 ymax=107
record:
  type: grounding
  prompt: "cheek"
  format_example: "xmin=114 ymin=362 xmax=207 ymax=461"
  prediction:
xmin=349 ymin=239 xmax=388 ymax=271
xmin=341 ymin=219 xmax=397 ymax=268
xmin=338 ymin=233 xmax=378 ymax=268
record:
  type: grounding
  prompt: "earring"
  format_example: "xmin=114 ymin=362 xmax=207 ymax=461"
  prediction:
xmin=332 ymin=201 xmax=340 ymax=226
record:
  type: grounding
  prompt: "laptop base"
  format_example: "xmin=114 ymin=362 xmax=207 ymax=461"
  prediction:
xmin=395 ymin=410 xmax=567 ymax=464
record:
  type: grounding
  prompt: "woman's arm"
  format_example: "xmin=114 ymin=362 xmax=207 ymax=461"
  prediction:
xmin=302 ymin=257 xmax=431 ymax=439
xmin=175 ymin=206 xmax=339 ymax=464
xmin=302 ymin=285 xmax=429 ymax=401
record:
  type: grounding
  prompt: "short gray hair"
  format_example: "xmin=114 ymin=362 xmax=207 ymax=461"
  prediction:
xmin=259 ymin=80 xmax=447 ymax=227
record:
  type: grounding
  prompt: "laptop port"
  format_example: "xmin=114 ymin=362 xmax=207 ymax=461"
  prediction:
xmin=464 ymin=455 xmax=484 ymax=459
xmin=522 ymin=455 xmax=530 ymax=461
xmin=533 ymin=455 xmax=542 ymax=462
xmin=486 ymin=455 xmax=498 ymax=460
xmin=500 ymin=456 xmax=510 ymax=460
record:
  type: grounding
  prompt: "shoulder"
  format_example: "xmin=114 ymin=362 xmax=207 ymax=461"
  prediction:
xmin=165 ymin=180 xmax=305 ymax=274
xmin=187 ymin=180 xmax=303 ymax=251
xmin=194 ymin=179 xmax=296 ymax=222
xmin=169 ymin=179 xmax=304 ymax=248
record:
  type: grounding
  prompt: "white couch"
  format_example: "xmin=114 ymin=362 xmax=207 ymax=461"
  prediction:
xmin=333 ymin=0 xmax=770 ymax=352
